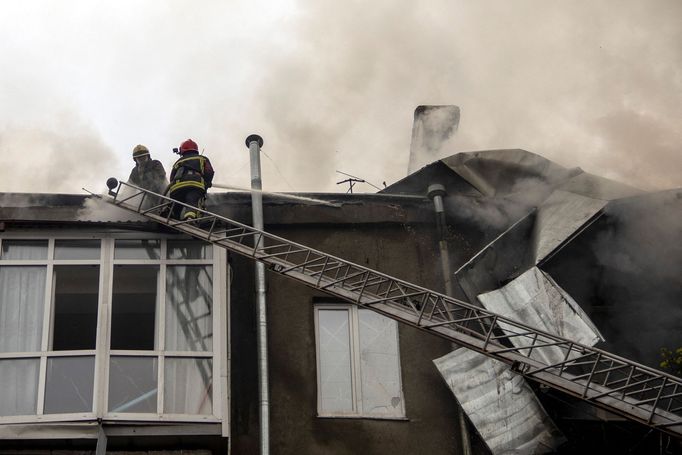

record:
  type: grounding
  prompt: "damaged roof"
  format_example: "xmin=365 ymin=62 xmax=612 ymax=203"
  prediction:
xmin=0 ymin=190 xmax=436 ymax=227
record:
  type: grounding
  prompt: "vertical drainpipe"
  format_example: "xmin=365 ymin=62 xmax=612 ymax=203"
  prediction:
xmin=246 ymin=134 xmax=269 ymax=455
xmin=427 ymin=184 xmax=472 ymax=455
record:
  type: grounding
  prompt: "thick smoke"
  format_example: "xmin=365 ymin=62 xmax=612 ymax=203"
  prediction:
xmin=0 ymin=122 xmax=119 ymax=193
xmin=0 ymin=0 xmax=680 ymax=194
xmin=589 ymin=191 xmax=682 ymax=364
xmin=255 ymin=0 xmax=682 ymax=191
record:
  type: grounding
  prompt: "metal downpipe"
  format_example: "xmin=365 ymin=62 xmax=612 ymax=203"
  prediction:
xmin=246 ymin=134 xmax=269 ymax=455
xmin=427 ymin=183 xmax=472 ymax=455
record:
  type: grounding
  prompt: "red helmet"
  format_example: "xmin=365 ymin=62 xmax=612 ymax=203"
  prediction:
xmin=179 ymin=139 xmax=198 ymax=154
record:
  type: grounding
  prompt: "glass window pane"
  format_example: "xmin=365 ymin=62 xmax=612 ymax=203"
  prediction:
xmin=54 ymin=240 xmax=101 ymax=260
xmin=0 ymin=266 xmax=46 ymax=352
xmin=358 ymin=310 xmax=403 ymax=417
xmin=0 ymin=359 xmax=39 ymax=416
xmin=114 ymin=239 xmax=161 ymax=260
xmin=44 ymin=356 xmax=95 ymax=414
xmin=318 ymin=309 xmax=353 ymax=413
xmin=108 ymin=356 xmax=157 ymax=413
xmin=167 ymin=240 xmax=213 ymax=260
xmin=166 ymin=266 xmax=213 ymax=351
xmin=52 ymin=265 xmax=99 ymax=350
xmin=164 ymin=358 xmax=212 ymax=415
xmin=0 ymin=240 xmax=48 ymax=260
xmin=111 ymin=266 xmax=158 ymax=350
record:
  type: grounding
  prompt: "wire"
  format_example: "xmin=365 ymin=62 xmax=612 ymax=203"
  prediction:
xmin=262 ymin=149 xmax=296 ymax=191
xmin=335 ymin=170 xmax=382 ymax=191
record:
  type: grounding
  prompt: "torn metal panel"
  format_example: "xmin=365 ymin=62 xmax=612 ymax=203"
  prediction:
xmin=533 ymin=190 xmax=607 ymax=263
xmin=434 ymin=348 xmax=565 ymax=455
xmin=477 ymin=267 xmax=603 ymax=366
xmin=558 ymin=172 xmax=642 ymax=200
xmin=441 ymin=149 xmax=574 ymax=197
xmin=455 ymin=211 xmax=537 ymax=302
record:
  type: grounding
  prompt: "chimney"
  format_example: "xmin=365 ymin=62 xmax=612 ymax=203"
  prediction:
xmin=407 ymin=105 xmax=460 ymax=174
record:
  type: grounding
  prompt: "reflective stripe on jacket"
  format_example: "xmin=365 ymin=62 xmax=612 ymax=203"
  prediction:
xmin=169 ymin=152 xmax=214 ymax=193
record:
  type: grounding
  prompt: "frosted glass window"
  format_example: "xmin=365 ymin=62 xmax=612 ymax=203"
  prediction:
xmin=358 ymin=310 xmax=403 ymax=417
xmin=44 ymin=356 xmax=95 ymax=414
xmin=164 ymin=358 xmax=212 ymax=415
xmin=114 ymin=239 xmax=161 ymax=260
xmin=316 ymin=306 xmax=404 ymax=418
xmin=0 ymin=359 xmax=39 ymax=416
xmin=167 ymin=240 xmax=213 ymax=260
xmin=54 ymin=240 xmax=100 ymax=260
xmin=317 ymin=309 xmax=353 ymax=413
xmin=0 ymin=266 xmax=46 ymax=352
xmin=0 ymin=240 xmax=47 ymax=260
xmin=108 ymin=356 xmax=157 ymax=413
xmin=166 ymin=266 xmax=213 ymax=351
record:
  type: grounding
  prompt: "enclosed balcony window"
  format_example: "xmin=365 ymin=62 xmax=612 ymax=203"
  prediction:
xmin=0 ymin=236 xmax=223 ymax=424
xmin=114 ymin=239 xmax=161 ymax=260
xmin=54 ymin=239 xmax=101 ymax=260
xmin=51 ymin=265 xmax=100 ymax=351
xmin=111 ymin=266 xmax=159 ymax=350
xmin=44 ymin=356 xmax=95 ymax=414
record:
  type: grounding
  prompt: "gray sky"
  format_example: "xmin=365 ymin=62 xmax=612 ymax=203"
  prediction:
xmin=1 ymin=0 xmax=680 ymax=194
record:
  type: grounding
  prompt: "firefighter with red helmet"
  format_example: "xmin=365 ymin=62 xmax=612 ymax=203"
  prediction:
xmin=168 ymin=139 xmax=215 ymax=221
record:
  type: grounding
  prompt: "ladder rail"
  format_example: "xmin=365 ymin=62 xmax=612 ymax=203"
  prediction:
xmin=94 ymin=181 xmax=682 ymax=438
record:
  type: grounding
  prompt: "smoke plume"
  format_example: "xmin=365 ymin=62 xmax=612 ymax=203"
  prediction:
xmin=0 ymin=0 xmax=679 ymax=194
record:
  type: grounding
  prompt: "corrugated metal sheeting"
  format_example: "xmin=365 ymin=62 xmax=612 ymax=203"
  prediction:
xmin=435 ymin=266 xmax=603 ymax=454
xmin=477 ymin=267 xmax=603 ymax=363
xmin=434 ymin=349 xmax=565 ymax=455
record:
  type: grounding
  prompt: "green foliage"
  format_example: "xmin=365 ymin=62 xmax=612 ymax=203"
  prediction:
xmin=659 ymin=347 xmax=682 ymax=376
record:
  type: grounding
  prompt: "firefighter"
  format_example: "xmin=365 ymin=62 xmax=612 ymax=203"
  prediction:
xmin=168 ymin=139 xmax=215 ymax=221
xmin=128 ymin=144 xmax=167 ymax=194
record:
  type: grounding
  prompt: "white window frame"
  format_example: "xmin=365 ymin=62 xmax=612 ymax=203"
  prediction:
xmin=0 ymin=231 xmax=227 ymax=427
xmin=314 ymin=303 xmax=406 ymax=419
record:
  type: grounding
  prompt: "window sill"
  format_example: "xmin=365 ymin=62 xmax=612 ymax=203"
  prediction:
xmin=316 ymin=414 xmax=409 ymax=421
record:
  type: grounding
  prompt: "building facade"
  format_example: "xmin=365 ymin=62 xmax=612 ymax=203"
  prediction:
xmin=0 ymin=149 xmax=679 ymax=454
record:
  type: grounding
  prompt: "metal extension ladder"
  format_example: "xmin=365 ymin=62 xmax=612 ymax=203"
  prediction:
xmin=94 ymin=181 xmax=682 ymax=438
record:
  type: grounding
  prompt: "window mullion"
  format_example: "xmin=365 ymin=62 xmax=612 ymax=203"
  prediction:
xmin=216 ymin=246 xmax=227 ymax=423
xmin=350 ymin=306 xmax=363 ymax=415
xmin=314 ymin=306 xmax=323 ymax=416
xmin=35 ymin=240 xmax=55 ymax=415
xmin=94 ymin=237 xmax=114 ymax=417
xmin=36 ymin=239 xmax=54 ymax=415
xmin=40 ymin=243 xmax=54 ymax=353
xmin=158 ymin=356 xmax=165 ymax=415
xmin=36 ymin=356 xmax=47 ymax=415
xmin=158 ymin=240 xmax=167 ymax=415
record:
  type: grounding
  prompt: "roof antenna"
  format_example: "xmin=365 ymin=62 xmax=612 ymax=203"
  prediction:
xmin=335 ymin=170 xmax=383 ymax=194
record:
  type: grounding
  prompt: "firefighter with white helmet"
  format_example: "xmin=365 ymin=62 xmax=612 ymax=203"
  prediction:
xmin=168 ymin=139 xmax=215 ymax=221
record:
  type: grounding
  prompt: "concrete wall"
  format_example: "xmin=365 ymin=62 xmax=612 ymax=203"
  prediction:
xmin=230 ymin=221 xmax=486 ymax=454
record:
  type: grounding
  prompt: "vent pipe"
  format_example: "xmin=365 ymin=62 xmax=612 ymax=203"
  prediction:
xmin=246 ymin=134 xmax=270 ymax=455
xmin=428 ymin=183 xmax=472 ymax=455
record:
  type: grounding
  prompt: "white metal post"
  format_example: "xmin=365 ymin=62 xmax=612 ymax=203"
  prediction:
xmin=246 ymin=134 xmax=270 ymax=455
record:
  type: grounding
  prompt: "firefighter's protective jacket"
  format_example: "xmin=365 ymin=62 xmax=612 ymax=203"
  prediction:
xmin=169 ymin=151 xmax=215 ymax=194
xmin=128 ymin=159 xmax=168 ymax=195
